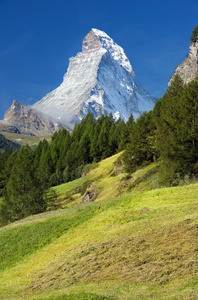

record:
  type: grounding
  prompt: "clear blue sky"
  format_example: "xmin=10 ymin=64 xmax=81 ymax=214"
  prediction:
xmin=0 ymin=0 xmax=198 ymax=120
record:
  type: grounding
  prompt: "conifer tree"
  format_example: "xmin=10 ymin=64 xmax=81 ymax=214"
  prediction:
xmin=118 ymin=113 xmax=134 ymax=150
xmin=36 ymin=147 xmax=52 ymax=189
xmin=0 ymin=145 xmax=47 ymax=224
xmin=90 ymin=115 xmax=105 ymax=160
xmin=97 ymin=118 xmax=110 ymax=159
xmin=3 ymin=150 xmax=19 ymax=187
xmin=0 ymin=146 xmax=10 ymax=195
xmin=153 ymin=75 xmax=198 ymax=184
xmin=190 ymin=25 xmax=198 ymax=42
xmin=153 ymin=75 xmax=185 ymax=184
xmin=122 ymin=111 xmax=156 ymax=173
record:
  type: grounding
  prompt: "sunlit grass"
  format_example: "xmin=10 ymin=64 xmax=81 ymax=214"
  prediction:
xmin=0 ymin=155 xmax=198 ymax=299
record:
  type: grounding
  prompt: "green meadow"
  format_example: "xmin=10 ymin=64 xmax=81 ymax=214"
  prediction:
xmin=0 ymin=131 xmax=51 ymax=148
xmin=0 ymin=153 xmax=198 ymax=299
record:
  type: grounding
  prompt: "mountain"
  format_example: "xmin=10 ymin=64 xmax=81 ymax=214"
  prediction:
xmin=32 ymin=28 xmax=155 ymax=129
xmin=169 ymin=37 xmax=198 ymax=85
xmin=2 ymin=100 xmax=68 ymax=136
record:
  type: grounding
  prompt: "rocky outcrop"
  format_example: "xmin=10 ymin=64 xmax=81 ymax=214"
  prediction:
xmin=82 ymin=29 xmax=102 ymax=52
xmin=0 ymin=123 xmax=21 ymax=134
xmin=32 ymin=28 xmax=155 ymax=129
xmin=82 ymin=184 xmax=96 ymax=203
xmin=3 ymin=100 xmax=69 ymax=136
xmin=169 ymin=37 xmax=198 ymax=85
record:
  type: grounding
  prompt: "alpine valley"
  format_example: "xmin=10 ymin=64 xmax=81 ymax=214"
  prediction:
xmin=1 ymin=28 xmax=155 ymax=134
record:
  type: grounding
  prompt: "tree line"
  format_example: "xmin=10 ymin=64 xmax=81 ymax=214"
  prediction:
xmin=123 ymin=74 xmax=198 ymax=186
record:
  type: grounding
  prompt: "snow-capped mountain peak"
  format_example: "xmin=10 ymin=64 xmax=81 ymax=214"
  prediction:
xmin=32 ymin=29 xmax=155 ymax=129
xmin=90 ymin=28 xmax=133 ymax=74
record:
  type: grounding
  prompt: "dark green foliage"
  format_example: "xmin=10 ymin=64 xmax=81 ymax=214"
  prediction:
xmin=0 ymin=149 xmax=19 ymax=196
xmin=0 ymin=145 xmax=47 ymax=224
xmin=0 ymin=133 xmax=20 ymax=154
xmin=118 ymin=113 xmax=134 ymax=150
xmin=97 ymin=117 xmax=111 ymax=159
xmin=153 ymin=75 xmax=198 ymax=185
xmin=0 ymin=146 xmax=10 ymax=195
xmin=37 ymin=146 xmax=53 ymax=189
xmin=122 ymin=111 xmax=156 ymax=173
xmin=190 ymin=25 xmax=198 ymax=42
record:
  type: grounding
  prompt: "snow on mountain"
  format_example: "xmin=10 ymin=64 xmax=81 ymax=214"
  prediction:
xmin=32 ymin=28 xmax=155 ymax=129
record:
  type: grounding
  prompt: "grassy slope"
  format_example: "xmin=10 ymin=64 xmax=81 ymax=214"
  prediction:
xmin=0 ymin=154 xmax=198 ymax=300
xmin=0 ymin=131 xmax=51 ymax=148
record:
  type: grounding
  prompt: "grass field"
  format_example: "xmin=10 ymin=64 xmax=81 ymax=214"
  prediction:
xmin=0 ymin=154 xmax=198 ymax=299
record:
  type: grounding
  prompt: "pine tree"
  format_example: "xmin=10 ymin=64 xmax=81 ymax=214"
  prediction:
xmin=0 ymin=146 xmax=10 ymax=195
xmin=33 ymin=140 xmax=45 ymax=170
xmin=36 ymin=147 xmax=52 ymax=189
xmin=3 ymin=150 xmax=19 ymax=187
xmin=0 ymin=145 xmax=47 ymax=224
xmin=153 ymin=76 xmax=185 ymax=184
xmin=190 ymin=25 xmax=198 ymax=42
xmin=118 ymin=113 xmax=134 ymax=150
xmin=97 ymin=118 xmax=110 ymax=159
xmin=177 ymin=76 xmax=198 ymax=178
xmin=153 ymin=75 xmax=198 ymax=185
xmin=90 ymin=115 xmax=105 ymax=161
xmin=122 ymin=111 xmax=156 ymax=173
xmin=78 ymin=132 xmax=91 ymax=164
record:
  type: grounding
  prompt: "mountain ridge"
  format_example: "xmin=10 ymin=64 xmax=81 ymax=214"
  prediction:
xmin=2 ymin=100 xmax=69 ymax=136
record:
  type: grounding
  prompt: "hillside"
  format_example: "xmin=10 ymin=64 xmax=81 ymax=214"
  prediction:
xmin=0 ymin=130 xmax=51 ymax=148
xmin=0 ymin=133 xmax=20 ymax=153
xmin=0 ymin=153 xmax=198 ymax=299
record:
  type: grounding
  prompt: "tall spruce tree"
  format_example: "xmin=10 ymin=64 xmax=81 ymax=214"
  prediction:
xmin=153 ymin=74 xmax=198 ymax=185
xmin=0 ymin=146 xmax=10 ymax=195
xmin=153 ymin=75 xmax=185 ymax=184
xmin=122 ymin=111 xmax=156 ymax=173
xmin=118 ymin=114 xmax=134 ymax=150
xmin=0 ymin=145 xmax=47 ymax=224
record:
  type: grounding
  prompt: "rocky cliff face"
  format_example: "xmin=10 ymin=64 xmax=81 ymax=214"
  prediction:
xmin=169 ymin=37 xmax=198 ymax=85
xmin=3 ymin=100 xmax=68 ymax=136
xmin=32 ymin=28 xmax=155 ymax=129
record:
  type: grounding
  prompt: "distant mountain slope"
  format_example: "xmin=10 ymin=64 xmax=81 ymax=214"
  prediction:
xmin=0 ymin=133 xmax=20 ymax=153
xmin=32 ymin=28 xmax=155 ymax=128
xmin=2 ymin=100 xmax=69 ymax=136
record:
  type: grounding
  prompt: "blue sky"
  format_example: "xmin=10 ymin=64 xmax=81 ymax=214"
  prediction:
xmin=0 ymin=0 xmax=198 ymax=120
